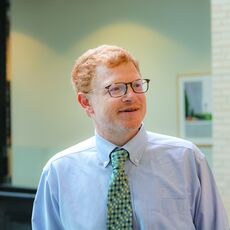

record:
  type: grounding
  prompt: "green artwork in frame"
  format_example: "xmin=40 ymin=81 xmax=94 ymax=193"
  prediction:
xmin=178 ymin=74 xmax=212 ymax=146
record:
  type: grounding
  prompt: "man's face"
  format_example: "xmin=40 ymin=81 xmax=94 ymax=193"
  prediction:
xmin=79 ymin=62 xmax=146 ymax=143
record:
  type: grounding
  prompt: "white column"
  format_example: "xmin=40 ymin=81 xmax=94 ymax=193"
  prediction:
xmin=211 ymin=0 xmax=230 ymax=218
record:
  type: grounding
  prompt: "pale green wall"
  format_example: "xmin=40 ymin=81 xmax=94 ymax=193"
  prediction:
xmin=10 ymin=0 xmax=211 ymax=188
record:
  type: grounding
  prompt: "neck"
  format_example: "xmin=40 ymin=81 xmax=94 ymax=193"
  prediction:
xmin=96 ymin=127 xmax=140 ymax=146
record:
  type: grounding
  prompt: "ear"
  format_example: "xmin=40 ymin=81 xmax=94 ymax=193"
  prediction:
xmin=77 ymin=92 xmax=94 ymax=116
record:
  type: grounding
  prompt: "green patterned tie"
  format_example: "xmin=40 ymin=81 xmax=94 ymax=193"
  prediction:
xmin=106 ymin=148 xmax=133 ymax=230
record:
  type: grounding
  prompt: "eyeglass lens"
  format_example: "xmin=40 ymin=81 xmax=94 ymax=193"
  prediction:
xmin=108 ymin=79 xmax=149 ymax=97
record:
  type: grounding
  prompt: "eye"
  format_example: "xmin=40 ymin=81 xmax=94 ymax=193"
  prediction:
xmin=133 ymin=80 xmax=143 ymax=91
xmin=109 ymin=84 xmax=124 ymax=93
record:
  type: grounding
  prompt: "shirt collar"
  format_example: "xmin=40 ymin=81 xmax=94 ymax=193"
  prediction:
xmin=95 ymin=124 xmax=148 ymax=168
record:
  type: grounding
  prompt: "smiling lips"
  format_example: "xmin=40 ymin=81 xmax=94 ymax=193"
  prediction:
xmin=119 ymin=107 xmax=139 ymax=113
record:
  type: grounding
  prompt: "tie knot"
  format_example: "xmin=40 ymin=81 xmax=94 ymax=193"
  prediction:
xmin=110 ymin=149 xmax=128 ymax=171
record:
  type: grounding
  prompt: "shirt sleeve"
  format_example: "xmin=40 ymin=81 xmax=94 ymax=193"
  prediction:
xmin=31 ymin=165 xmax=64 ymax=230
xmin=193 ymin=148 xmax=229 ymax=230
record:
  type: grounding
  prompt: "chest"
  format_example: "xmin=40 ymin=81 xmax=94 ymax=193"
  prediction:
xmin=56 ymin=160 xmax=197 ymax=229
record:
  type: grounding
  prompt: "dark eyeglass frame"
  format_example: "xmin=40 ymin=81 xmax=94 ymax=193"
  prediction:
xmin=105 ymin=79 xmax=150 ymax=98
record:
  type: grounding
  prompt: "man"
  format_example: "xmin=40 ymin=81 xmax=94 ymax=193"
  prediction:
xmin=32 ymin=45 xmax=229 ymax=229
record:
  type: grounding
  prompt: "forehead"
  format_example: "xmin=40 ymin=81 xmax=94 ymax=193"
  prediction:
xmin=95 ymin=63 xmax=140 ymax=86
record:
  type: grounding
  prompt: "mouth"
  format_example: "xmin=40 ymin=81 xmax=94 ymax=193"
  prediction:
xmin=119 ymin=107 xmax=139 ymax=113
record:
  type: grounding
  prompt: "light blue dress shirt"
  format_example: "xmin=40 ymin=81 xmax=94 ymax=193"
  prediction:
xmin=32 ymin=126 xmax=229 ymax=230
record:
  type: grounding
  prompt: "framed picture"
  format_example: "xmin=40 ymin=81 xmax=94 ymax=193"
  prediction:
xmin=178 ymin=74 xmax=212 ymax=145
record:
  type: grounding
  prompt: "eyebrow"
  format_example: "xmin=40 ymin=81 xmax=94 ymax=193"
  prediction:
xmin=105 ymin=79 xmax=142 ymax=87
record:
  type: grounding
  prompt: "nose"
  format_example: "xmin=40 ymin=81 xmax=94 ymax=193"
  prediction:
xmin=122 ymin=85 xmax=136 ymax=101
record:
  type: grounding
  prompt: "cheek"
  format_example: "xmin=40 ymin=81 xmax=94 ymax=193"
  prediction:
xmin=102 ymin=98 xmax=118 ymax=113
xmin=138 ymin=95 xmax=146 ymax=107
xmin=104 ymin=105 xmax=116 ymax=117
xmin=143 ymin=95 xmax=147 ymax=105
xmin=93 ymin=101 xmax=115 ymax=117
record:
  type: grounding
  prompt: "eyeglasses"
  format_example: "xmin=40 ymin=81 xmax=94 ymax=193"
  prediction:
xmin=105 ymin=79 xmax=150 ymax=98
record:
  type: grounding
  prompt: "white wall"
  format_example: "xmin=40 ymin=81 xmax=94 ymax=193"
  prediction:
xmin=212 ymin=0 xmax=230 ymax=219
xmin=10 ymin=0 xmax=211 ymax=188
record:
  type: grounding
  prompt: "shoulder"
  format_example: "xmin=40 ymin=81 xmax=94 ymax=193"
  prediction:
xmin=146 ymin=131 xmax=194 ymax=148
xmin=44 ymin=136 xmax=96 ymax=169
xmin=146 ymin=131 xmax=205 ymax=161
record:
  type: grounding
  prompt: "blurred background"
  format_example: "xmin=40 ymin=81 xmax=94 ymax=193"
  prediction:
xmin=9 ymin=0 xmax=212 ymax=187
xmin=1 ymin=0 xmax=229 ymax=228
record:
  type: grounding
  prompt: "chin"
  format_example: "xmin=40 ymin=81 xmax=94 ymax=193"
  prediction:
xmin=120 ymin=122 xmax=141 ymax=132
